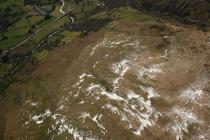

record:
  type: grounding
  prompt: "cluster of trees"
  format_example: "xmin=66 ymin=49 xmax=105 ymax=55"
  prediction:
xmin=0 ymin=49 xmax=9 ymax=63
xmin=24 ymin=0 xmax=57 ymax=5
xmin=74 ymin=0 xmax=85 ymax=4
xmin=0 ymin=4 xmax=23 ymax=40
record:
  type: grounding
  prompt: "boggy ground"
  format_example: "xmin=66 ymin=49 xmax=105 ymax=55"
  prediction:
xmin=0 ymin=11 xmax=210 ymax=140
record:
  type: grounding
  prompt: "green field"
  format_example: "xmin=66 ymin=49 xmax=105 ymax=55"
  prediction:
xmin=59 ymin=31 xmax=81 ymax=44
xmin=32 ymin=49 xmax=49 ymax=60
xmin=0 ymin=0 xmax=100 ymax=78
xmin=0 ymin=0 xmax=54 ymax=49
xmin=91 ymin=6 xmax=153 ymax=22
xmin=0 ymin=0 xmax=23 ymax=10
xmin=0 ymin=15 xmax=54 ymax=49
xmin=28 ymin=0 xmax=99 ymax=46
xmin=0 ymin=63 xmax=10 ymax=77
xmin=71 ymin=0 xmax=99 ymax=22
xmin=0 ymin=0 xmax=99 ymax=50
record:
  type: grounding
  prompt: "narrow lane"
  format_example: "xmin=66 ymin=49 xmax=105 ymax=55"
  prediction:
xmin=6 ymin=0 xmax=85 ymax=52
xmin=60 ymin=0 xmax=66 ymax=15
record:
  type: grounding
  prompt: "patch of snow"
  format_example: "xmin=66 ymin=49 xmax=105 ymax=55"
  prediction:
xmin=111 ymin=59 xmax=130 ymax=91
xmin=87 ymin=84 xmax=101 ymax=92
xmin=25 ymin=100 xmax=39 ymax=106
xmin=101 ymin=90 xmax=124 ymax=101
xmin=75 ymin=73 xmax=93 ymax=86
xmin=127 ymin=90 xmax=140 ymax=99
xmin=50 ymin=113 xmax=97 ymax=139
xmin=72 ymin=73 xmax=94 ymax=99
xmin=90 ymin=38 xmax=108 ymax=55
xmin=58 ymin=105 xmax=64 ymax=110
xmin=58 ymin=124 xmax=84 ymax=140
xmin=31 ymin=109 xmax=52 ymax=125
xmin=87 ymin=82 xmax=161 ymax=136
xmin=139 ymin=86 xmax=160 ymax=99
xmin=93 ymin=62 xmax=99 ymax=69
xmin=167 ymin=107 xmax=203 ymax=140
xmin=161 ymin=49 xmax=169 ymax=58
xmin=79 ymin=112 xmax=91 ymax=123
xmin=111 ymin=59 xmax=129 ymax=75
xmin=180 ymin=88 xmax=203 ymax=101
xmin=138 ymin=64 xmax=163 ymax=79
xmin=87 ymin=83 xmax=124 ymax=101
xmin=122 ymin=41 xmax=140 ymax=48
xmin=105 ymin=54 xmax=109 ymax=58
xmin=179 ymin=73 xmax=208 ymax=105
xmin=31 ymin=102 xmax=38 ymax=106
xmin=79 ymin=112 xmax=107 ymax=135
xmin=111 ymin=39 xmax=127 ymax=45
xmin=104 ymin=104 xmax=120 ymax=114
xmin=90 ymin=34 xmax=138 ymax=56
xmin=79 ymin=100 xmax=85 ymax=104
xmin=92 ymin=114 xmax=106 ymax=134
xmin=125 ymin=91 xmax=161 ymax=135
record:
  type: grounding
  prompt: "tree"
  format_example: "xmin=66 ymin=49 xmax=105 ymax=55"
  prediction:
xmin=44 ymin=14 xmax=51 ymax=20
xmin=0 ymin=24 xmax=7 ymax=40
xmin=0 ymin=52 xmax=9 ymax=63
xmin=28 ymin=29 xmax=32 ymax=34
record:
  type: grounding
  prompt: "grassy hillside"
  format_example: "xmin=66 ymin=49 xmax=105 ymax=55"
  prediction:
xmin=131 ymin=0 xmax=210 ymax=25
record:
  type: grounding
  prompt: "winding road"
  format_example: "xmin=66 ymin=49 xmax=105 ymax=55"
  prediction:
xmin=6 ymin=0 xmax=81 ymax=52
xmin=28 ymin=0 xmax=75 ymax=53
xmin=60 ymin=0 xmax=66 ymax=15
xmin=0 ymin=0 xmax=78 ymax=79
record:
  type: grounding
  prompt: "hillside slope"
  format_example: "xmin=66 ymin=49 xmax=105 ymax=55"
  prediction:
xmin=1 ymin=7 xmax=210 ymax=140
xmin=103 ymin=0 xmax=210 ymax=26
xmin=131 ymin=0 xmax=210 ymax=24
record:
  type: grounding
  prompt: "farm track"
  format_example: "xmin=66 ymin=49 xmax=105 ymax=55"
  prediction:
xmin=4 ymin=0 xmax=88 ymax=53
xmin=0 ymin=0 xmax=80 ymax=80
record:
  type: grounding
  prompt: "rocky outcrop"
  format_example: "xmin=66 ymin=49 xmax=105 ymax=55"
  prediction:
xmin=131 ymin=0 xmax=210 ymax=25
